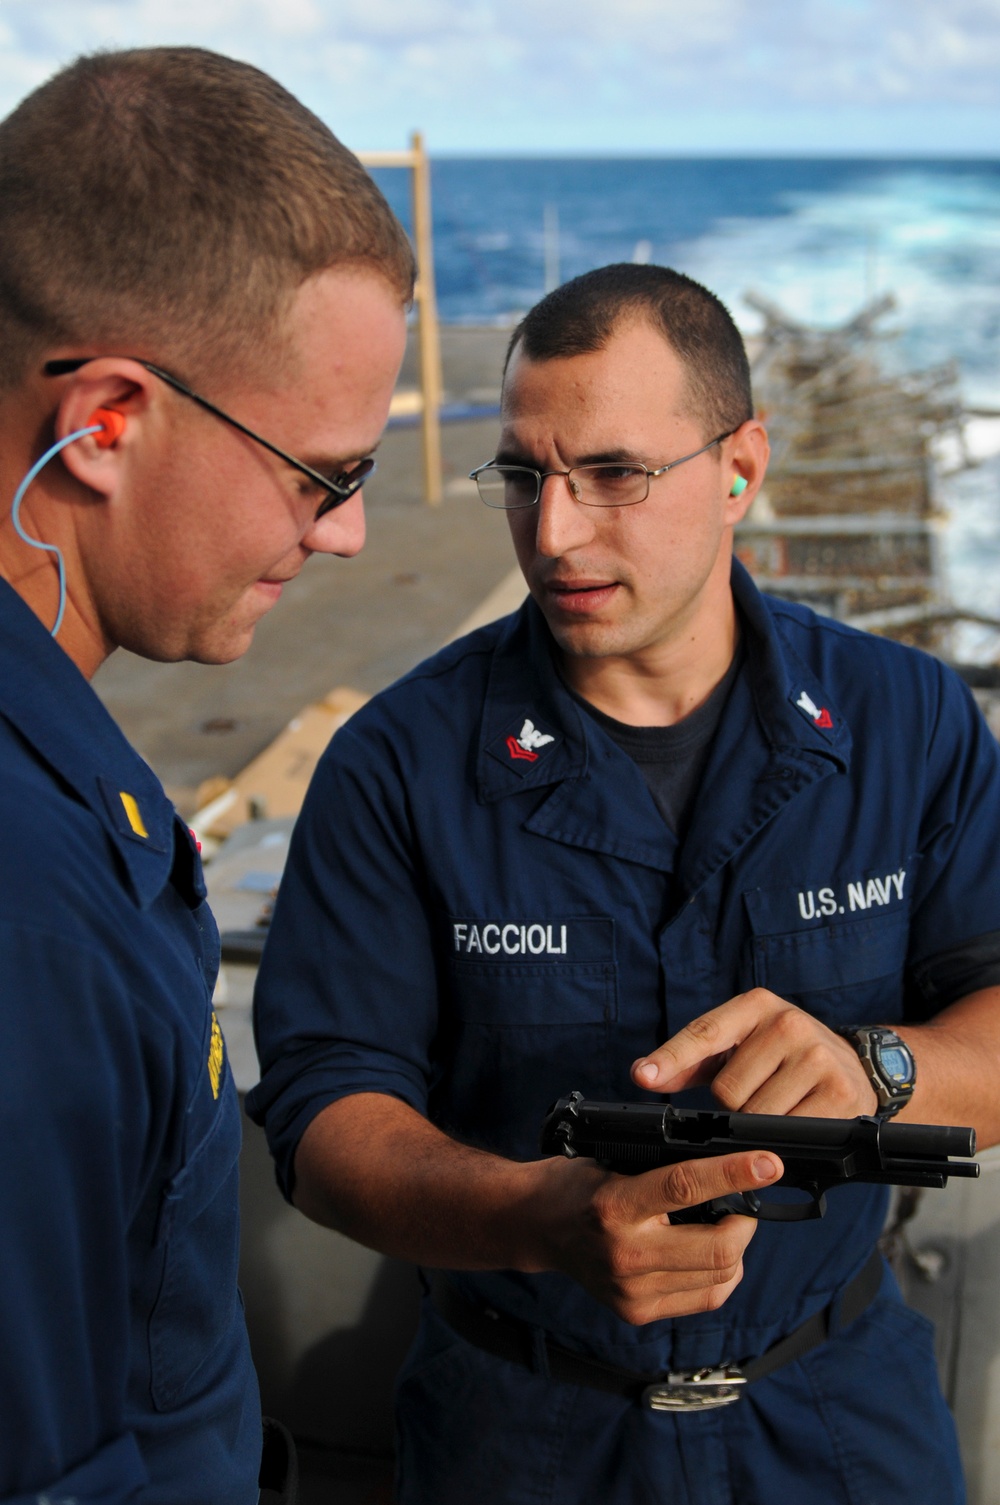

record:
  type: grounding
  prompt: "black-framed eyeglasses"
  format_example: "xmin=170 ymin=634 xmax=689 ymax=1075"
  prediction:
xmin=44 ymin=356 xmax=376 ymax=520
xmin=469 ymin=430 xmax=735 ymax=510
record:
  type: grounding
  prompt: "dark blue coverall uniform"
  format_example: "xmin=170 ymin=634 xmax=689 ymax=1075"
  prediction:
xmin=0 ymin=581 xmax=259 ymax=1504
xmin=251 ymin=562 xmax=1000 ymax=1505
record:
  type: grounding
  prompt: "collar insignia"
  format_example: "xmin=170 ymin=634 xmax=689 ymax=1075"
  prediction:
xmin=506 ymin=716 xmax=556 ymax=763
xmin=119 ymin=790 xmax=149 ymax=838
xmin=793 ymin=688 xmax=833 ymax=731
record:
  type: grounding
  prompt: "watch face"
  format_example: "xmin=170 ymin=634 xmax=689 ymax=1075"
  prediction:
xmin=878 ymin=1045 xmax=913 ymax=1085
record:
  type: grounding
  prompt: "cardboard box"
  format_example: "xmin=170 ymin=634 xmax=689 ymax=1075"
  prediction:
xmin=192 ymin=686 xmax=368 ymax=843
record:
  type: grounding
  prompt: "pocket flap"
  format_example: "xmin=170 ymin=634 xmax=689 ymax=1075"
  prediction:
xmin=752 ymin=909 xmax=909 ymax=996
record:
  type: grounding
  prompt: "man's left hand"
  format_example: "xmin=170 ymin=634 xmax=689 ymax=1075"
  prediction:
xmin=632 ymin=989 xmax=878 ymax=1117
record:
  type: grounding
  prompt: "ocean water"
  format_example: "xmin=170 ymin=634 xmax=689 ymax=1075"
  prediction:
xmin=372 ymin=159 xmax=1000 ymax=625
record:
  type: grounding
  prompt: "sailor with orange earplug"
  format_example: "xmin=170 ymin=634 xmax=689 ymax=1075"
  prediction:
xmin=0 ymin=47 xmax=411 ymax=1505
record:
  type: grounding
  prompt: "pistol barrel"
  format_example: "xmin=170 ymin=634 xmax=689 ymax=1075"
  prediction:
xmin=878 ymin=1120 xmax=976 ymax=1158
xmin=729 ymin=1113 xmax=976 ymax=1160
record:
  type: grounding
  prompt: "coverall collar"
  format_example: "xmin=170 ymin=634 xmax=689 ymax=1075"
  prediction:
xmin=476 ymin=594 xmax=591 ymax=802
xmin=730 ymin=556 xmax=852 ymax=768
xmin=476 ymin=560 xmax=852 ymax=885
xmin=0 ymin=578 xmax=182 ymax=908
xmin=679 ymin=562 xmax=851 ymax=896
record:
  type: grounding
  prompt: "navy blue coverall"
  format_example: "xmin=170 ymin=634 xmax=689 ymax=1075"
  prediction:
xmin=251 ymin=562 xmax=1000 ymax=1504
xmin=0 ymin=581 xmax=259 ymax=1504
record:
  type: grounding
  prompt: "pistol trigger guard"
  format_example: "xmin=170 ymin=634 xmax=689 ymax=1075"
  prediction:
xmin=752 ymin=1187 xmax=828 ymax=1222
xmin=710 ymin=1192 xmax=763 ymax=1220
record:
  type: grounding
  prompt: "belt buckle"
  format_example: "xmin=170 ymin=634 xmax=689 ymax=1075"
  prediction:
xmin=642 ymin=1364 xmax=747 ymax=1412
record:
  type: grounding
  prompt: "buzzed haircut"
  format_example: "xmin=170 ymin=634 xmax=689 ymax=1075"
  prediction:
xmin=506 ymin=264 xmax=752 ymax=439
xmin=0 ymin=47 xmax=415 ymax=391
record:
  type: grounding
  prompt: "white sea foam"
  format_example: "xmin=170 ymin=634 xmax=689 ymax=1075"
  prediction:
xmin=661 ymin=168 xmax=1000 ymax=620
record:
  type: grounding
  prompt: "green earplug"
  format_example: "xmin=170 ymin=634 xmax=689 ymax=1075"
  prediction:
xmin=730 ymin=475 xmax=748 ymax=497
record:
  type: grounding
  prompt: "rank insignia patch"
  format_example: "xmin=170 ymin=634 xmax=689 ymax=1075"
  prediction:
xmin=793 ymin=689 xmax=834 ymax=731
xmin=119 ymin=791 xmax=149 ymax=838
xmin=506 ymin=717 xmax=556 ymax=763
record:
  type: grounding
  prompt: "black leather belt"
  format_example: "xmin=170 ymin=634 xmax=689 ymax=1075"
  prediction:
xmin=429 ymin=1248 xmax=884 ymax=1412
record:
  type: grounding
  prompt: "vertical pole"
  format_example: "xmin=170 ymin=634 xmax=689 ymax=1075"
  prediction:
xmin=543 ymin=203 xmax=560 ymax=294
xmin=411 ymin=130 xmax=443 ymax=506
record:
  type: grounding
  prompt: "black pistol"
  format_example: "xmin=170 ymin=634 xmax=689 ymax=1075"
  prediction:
xmin=540 ymin=1091 xmax=980 ymax=1223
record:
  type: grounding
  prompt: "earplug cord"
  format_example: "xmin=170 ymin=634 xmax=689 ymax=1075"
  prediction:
xmin=10 ymin=424 xmax=103 ymax=638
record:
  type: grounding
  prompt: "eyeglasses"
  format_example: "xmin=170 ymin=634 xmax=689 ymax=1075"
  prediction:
xmin=43 ymin=356 xmax=376 ymax=520
xmin=469 ymin=431 xmax=735 ymax=510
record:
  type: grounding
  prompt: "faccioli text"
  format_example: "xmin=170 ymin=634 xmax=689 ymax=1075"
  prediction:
xmin=452 ymin=921 xmax=568 ymax=956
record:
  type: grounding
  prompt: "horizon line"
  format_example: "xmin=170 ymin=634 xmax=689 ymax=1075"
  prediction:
xmin=412 ymin=149 xmax=1000 ymax=163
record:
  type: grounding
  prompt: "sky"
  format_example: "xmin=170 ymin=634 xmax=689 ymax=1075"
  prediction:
xmin=1 ymin=0 xmax=1000 ymax=156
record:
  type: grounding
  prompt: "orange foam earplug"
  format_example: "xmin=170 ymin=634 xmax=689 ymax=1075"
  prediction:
xmin=91 ymin=409 xmax=126 ymax=448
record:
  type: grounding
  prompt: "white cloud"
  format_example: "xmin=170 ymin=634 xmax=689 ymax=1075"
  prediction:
xmin=1 ymin=0 xmax=999 ymax=149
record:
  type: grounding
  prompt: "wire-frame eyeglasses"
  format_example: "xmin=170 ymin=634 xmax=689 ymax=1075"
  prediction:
xmin=44 ymin=356 xmax=376 ymax=520
xmin=469 ymin=430 xmax=735 ymax=510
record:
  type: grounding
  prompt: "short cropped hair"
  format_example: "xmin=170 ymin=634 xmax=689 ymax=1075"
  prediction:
xmin=0 ymin=47 xmax=415 ymax=391
xmin=506 ymin=264 xmax=752 ymax=438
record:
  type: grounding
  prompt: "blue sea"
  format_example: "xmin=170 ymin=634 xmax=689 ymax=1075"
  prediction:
xmin=372 ymin=159 xmax=1000 ymax=629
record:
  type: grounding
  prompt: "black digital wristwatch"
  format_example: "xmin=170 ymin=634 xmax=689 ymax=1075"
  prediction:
xmin=837 ymin=1026 xmax=916 ymax=1119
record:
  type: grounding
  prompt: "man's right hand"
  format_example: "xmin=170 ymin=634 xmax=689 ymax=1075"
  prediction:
xmin=293 ymin=1093 xmax=782 ymax=1326
xmin=523 ymin=1148 xmax=783 ymax=1325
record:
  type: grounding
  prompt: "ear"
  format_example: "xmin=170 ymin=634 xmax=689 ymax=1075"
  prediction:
xmin=721 ymin=419 xmax=770 ymax=525
xmin=50 ymin=358 xmax=160 ymax=499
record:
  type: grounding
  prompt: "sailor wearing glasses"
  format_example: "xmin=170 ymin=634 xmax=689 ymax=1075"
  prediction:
xmin=0 ymin=48 xmax=410 ymax=1504
xmin=252 ymin=264 xmax=1000 ymax=1503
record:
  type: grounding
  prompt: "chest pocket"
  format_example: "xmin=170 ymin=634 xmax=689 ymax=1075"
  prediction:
xmin=743 ymin=864 xmax=915 ymax=1027
xmin=149 ymin=1048 xmax=242 ymax=1412
xmin=442 ymin=916 xmax=619 ymax=1159
xmin=447 ymin=916 xmax=617 ymax=1026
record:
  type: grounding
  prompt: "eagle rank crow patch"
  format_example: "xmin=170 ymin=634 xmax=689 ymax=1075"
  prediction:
xmin=486 ymin=714 xmax=562 ymax=778
xmin=506 ymin=716 xmax=556 ymax=762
